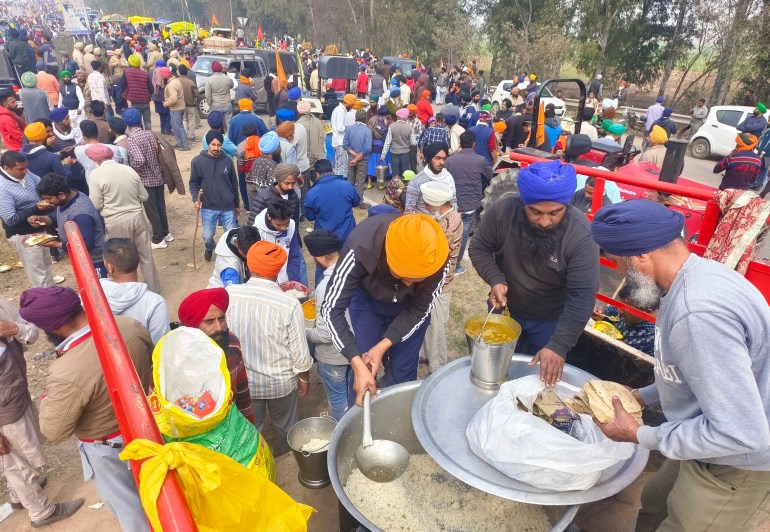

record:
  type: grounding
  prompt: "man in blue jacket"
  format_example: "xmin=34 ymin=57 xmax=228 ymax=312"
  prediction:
xmin=738 ymin=103 xmax=768 ymax=138
xmin=304 ymin=159 xmax=360 ymax=282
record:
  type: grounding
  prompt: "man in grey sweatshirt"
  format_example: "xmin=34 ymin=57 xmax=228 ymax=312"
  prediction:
xmin=591 ymin=199 xmax=770 ymax=532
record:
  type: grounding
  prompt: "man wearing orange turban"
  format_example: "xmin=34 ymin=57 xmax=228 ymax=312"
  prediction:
xmin=226 ymin=240 xmax=312 ymax=455
xmin=320 ymin=212 xmax=449 ymax=406
xmin=177 ymin=288 xmax=256 ymax=424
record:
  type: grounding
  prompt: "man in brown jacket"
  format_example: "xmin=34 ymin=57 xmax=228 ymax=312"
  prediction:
xmin=177 ymin=65 xmax=199 ymax=143
xmin=0 ymin=296 xmax=84 ymax=528
xmin=162 ymin=69 xmax=189 ymax=151
xmin=19 ymin=286 xmax=153 ymax=532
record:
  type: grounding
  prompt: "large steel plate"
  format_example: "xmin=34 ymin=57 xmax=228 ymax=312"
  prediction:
xmin=412 ymin=355 xmax=649 ymax=505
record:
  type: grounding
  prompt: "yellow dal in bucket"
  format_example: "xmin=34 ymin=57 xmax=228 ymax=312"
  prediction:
xmin=302 ymin=300 xmax=316 ymax=321
xmin=465 ymin=321 xmax=518 ymax=345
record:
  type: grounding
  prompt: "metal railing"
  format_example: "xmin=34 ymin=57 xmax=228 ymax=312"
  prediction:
xmin=64 ymin=222 xmax=197 ymax=531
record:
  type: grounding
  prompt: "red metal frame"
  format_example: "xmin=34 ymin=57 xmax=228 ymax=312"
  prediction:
xmin=506 ymin=153 xmax=770 ymax=312
xmin=64 ymin=222 xmax=197 ymax=531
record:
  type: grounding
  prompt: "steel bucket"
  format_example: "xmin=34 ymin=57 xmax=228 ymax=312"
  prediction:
xmin=288 ymin=415 xmax=337 ymax=489
xmin=327 ymin=382 xmax=579 ymax=532
xmin=465 ymin=314 xmax=522 ymax=390
xmin=375 ymin=164 xmax=388 ymax=184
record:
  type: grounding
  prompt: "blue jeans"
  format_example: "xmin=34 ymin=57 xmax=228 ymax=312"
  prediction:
xmin=509 ymin=313 xmax=560 ymax=356
xmin=390 ymin=152 xmax=411 ymax=178
xmin=201 ymin=209 xmax=238 ymax=252
xmin=458 ymin=210 xmax=477 ymax=264
xmin=752 ymin=156 xmax=770 ymax=191
xmin=170 ymin=110 xmax=188 ymax=149
xmin=346 ymin=289 xmax=431 ymax=406
xmin=298 ymin=254 xmax=309 ymax=286
xmin=316 ymin=361 xmax=349 ymax=421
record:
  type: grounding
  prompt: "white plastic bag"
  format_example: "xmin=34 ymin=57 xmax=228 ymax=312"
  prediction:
xmin=466 ymin=375 xmax=635 ymax=491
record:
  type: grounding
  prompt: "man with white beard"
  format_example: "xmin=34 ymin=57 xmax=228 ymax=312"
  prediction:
xmin=590 ymin=199 xmax=770 ymax=532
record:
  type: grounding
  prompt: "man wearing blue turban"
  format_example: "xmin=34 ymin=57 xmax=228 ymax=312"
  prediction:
xmin=469 ymin=160 xmax=599 ymax=386
xmin=590 ymin=199 xmax=770 ymax=532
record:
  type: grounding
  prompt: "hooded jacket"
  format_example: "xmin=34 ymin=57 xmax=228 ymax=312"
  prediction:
xmin=254 ymin=208 xmax=300 ymax=283
xmin=99 ymin=278 xmax=170 ymax=344
xmin=652 ymin=116 xmax=678 ymax=138
xmin=0 ymin=106 xmax=23 ymax=152
xmin=248 ymin=185 xmax=300 ymax=226
xmin=189 ymin=150 xmax=239 ymax=211
xmin=303 ymin=173 xmax=360 ymax=243
xmin=208 ymin=228 xmax=253 ymax=288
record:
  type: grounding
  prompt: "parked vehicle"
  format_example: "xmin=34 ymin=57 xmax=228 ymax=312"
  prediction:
xmin=489 ymin=81 xmax=565 ymax=116
xmin=689 ymin=105 xmax=770 ymax=159
xmin=192 ymin=48 xmax=267 ymax=119
xmin=0 ymin=46 xmax=21 ymax=106
xmin=381 ymin=56 xmax=417 ymax=78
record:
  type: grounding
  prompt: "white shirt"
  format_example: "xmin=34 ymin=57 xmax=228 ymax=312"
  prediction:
xmin=226 ymin=278 xmax=313 ymax=399
xmin=400 ymin=83 xmax=411 ymax=104
xmin=293 ymin=121 xmax=310 ymax=172
xmin=331 ymin=103 xmax=347 ymax=147
xmin=87 ymin=71 xmax=109 ymax=104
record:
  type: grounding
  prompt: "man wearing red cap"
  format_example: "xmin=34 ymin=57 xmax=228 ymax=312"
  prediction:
xmin=205 ymin=61 xmax=235 ymax=130
xmin=226 ymin=241 xmax=312 ymax=454
xmin=178 ymin=288 xmax=255 ymax=424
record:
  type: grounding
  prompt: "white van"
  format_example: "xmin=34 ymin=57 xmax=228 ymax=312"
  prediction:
xmin=489 ymin=81 xmax=566 ymax=116
xmin=690 ymin=105 xmax=769 ymax=159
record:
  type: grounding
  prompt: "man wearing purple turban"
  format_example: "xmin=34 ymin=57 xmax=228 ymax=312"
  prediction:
xmin=590 ymin=199 xmax=770 ymax=532
xmin=469 ymin=160 xmax=599 ymax=387
xmin=18 ymin=286 xmax=153 ymax=531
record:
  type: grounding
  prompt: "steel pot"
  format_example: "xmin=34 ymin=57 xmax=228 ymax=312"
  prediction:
xmin=375 ymin=164 xmax=388 ymax=184
xmin=465 ymin=314 xmax=522 ymax=390
xmin=327 ymin=382 xmax=579 ymax=532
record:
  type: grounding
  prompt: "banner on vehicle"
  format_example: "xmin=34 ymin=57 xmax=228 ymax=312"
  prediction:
xmin=58 ymin=0 xmax=92 ymax=35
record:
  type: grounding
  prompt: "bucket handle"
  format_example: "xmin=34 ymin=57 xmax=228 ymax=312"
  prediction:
xmin=320 ymin=411 xmax=337 ymax=423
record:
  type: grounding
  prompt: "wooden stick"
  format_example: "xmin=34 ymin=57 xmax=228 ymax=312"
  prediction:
xmin=192 ymin=189 xmax=203 ymax=269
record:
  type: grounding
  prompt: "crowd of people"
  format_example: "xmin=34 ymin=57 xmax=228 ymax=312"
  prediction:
xmin=0 ymin=12 xmax=769 ymax=532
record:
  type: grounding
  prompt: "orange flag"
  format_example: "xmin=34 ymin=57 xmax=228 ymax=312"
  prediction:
xmin=212 ymin=13 xmax=219 ymax=26
xmin=275 ymin=49 xmax=288 ymax=90
xmin=535 ymin=101 xmax=546 ymax=149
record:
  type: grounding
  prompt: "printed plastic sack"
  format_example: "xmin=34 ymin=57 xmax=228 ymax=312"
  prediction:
xmin=164 ymin=406 xmax=276 ymax=482
xmin=466 ymin=375 xmax=635 ymax=491
xmin=149 ymin=327 xmax=232 ymax=439
xmin=121 ymin=440 xmax=315 ymax=532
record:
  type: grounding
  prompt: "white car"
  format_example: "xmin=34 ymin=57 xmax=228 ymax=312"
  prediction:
xmin=489 ymin=81 xmax=566 ymax=116
xmin=689 ymin=105 xmax=770 ymax=159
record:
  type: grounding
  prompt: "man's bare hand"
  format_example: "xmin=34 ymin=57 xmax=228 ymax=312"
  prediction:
xmin=529 ymin=347 xmax=564 ymax=388
xmin=595 ymin=396 xmax=642 ymax=443
xmin=0 ymin=321 xmax=19 ymax=338
xmin=489 ymin=283 xmax=508 ymax=309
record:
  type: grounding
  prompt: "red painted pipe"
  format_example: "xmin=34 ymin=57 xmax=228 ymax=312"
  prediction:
xmin=64 ymin=222 xmax=197 ymax=532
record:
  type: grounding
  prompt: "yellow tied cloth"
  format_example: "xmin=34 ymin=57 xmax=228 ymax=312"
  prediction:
xmin=120 ymin=439 xmax=315 ymax=532
xmin=648 ymin=125 xmax=668 ymax=146
xmin=385 ymin=213 xmax=449 ymax=279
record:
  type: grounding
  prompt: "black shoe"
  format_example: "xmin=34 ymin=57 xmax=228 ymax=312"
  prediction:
xmin=204 ymin=249 xmax=213 ymax=262
xmin=31 ymin=499 xmax=84 ymax=528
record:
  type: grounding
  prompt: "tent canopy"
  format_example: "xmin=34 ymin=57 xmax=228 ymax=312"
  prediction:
xmin=128 ymin=16 xmax=154 ymax=25
xmin=100 ymin=14 xmax=127 ymax=23
xmin=170 ymin=21 xmax=195 ymax=34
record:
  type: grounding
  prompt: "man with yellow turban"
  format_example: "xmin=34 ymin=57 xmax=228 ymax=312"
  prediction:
xmin=226 ymin=241 xmax=313 ymax=455
xmin=321 ymin=212 xmax=449 ymax=406
xmin=713 ymin=133 xmax=762 ymax=190
xmin=469 ymin=160 xmax=600 ymax=388
xmin=637 ymin=125 xmax=668 ymax=168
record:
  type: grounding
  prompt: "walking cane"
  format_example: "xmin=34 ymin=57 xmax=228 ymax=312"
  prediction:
xmin=192 ymin=189 xmax=203 ymax=269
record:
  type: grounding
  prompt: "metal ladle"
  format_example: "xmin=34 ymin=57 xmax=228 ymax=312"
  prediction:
xmin=476 ymin=307 xmax=496 ymax=342
xmin=354 ymin=390 xmax=409 ymax=482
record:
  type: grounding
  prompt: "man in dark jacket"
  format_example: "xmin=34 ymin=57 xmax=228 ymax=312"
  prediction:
xmin=652 ymin=107 xmax=678 ymax=139
xmin=320 ymin=213 xmax=449 ymax=406
xmin=444 ymin=130 xmax=493 ymax=273
xmin=5 ymin=29 xmax=35 ymax=74
xmin=249 ymin=162 xmax=301 ymax=224
xmin=503 ymin=101 xmax=534 ymax=151
xmin=22 ymin=122 xmax=80 ymax=187
xmin=0 ymin=296 xmax=84 ymax=527
xmin=738 ymin=104 xmax=768 ymax=138
xmin=190 ymin=130 xmax=240 ymax=261
xmin=469 ymin=160 xmax=599 ymax=387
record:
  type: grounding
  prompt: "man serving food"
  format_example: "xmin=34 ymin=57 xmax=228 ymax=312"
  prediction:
xmin=469 ymin=160 xmax=599 ymax=387
xmin=591 ymin=199 xmax=770 ymax=531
